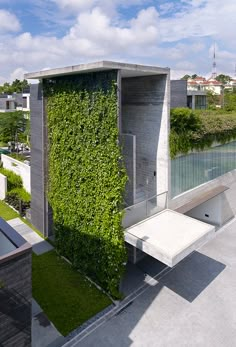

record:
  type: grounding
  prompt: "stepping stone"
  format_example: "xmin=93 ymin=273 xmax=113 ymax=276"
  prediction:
xmin=7 ymin=218 xmax=54 ymax=255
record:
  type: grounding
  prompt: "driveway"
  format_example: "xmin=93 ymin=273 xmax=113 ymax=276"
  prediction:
xmin=69 ymin=218 xmax=236 ymax=347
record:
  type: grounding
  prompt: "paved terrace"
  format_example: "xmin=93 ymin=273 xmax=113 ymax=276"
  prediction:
xmin=66 ymin=217 xmax=236 ymax=347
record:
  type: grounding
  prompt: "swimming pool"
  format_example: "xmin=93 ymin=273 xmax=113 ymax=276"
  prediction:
xmin=171 ymin=141 xmax=236 ymax=198
xmin=0 ymin=229 xmax=17 ymax=256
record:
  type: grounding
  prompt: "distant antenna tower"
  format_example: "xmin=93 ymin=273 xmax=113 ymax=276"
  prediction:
xmin=212 ymin=44 xmax=217 ymax=79
xmin=234 ymin=63 xmax=236 ymax=77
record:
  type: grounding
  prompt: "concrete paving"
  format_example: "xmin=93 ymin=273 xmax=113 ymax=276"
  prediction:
xmin=68 ymin=218 xmax=236 ymax=347
xmin=32 ymin=300 xmax=65 ymax=347
xmin=7 ymin=218 xmax=53 ymax=254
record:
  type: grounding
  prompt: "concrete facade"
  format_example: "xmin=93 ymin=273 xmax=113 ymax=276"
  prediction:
xmin=170 ymin=80 xmax=187 ymax=108
xmin=0 ymin=96 xmax=16 ymax=112
xmin=170 ymin=79 xmax=207 ymax=110
xmin=187 ymin=90 xmax=207 ymax=109
xmin=0 ymin=173 xmax=7 ymax=200
xmin=0 ymin=92 xmax=30 ymax=113
xmin=169 ymin=170 xmax=236 ymax=226
xmin=1 ymin=154 xmax=31 ymax=193
xmin=26 ymin=61 xmax=170 ymax=237
xmin=30 ymin=84 xmax=46 ymax=235
xmin=122 ymin=75 xmax=169 ymax=204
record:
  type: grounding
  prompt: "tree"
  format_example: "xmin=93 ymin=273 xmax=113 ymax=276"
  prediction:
xmin=206 ymin=90 xmax=220 ymax=109
xmin=0 ymin=79 xmax=30 ymax=94
xmin=224 ymin=89 xmax=236 ymax=111
xmin=181 ymin=74 xmax=199 ymax=80
xmin=181 ymin=74 xmax=191 ymax=80
xmin=21 ymin=79 xmax=30 ymax=91
xmin=0 ymin=111 xmax=29 ymax=147
xmin=216 ymin=74 xmax=232 ymax=85
xmin=170 ymin=108 xmax=202 ymax=133
xmin=0 ymin=82 xmax=12 ymax=94
xmin=11 ymin=79 xmax=23 ymax=92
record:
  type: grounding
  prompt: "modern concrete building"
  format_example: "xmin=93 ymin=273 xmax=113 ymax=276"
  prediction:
xmin=187 ymin=90 xmax=207 ymax=109
xmin=170 ymin=79 xmax=207 ymax=110
xmin=0 ymin=92 xmax=30 ymax=113
xmin=170 ymin=80 xmax=187 ymax=108
xmin=26 ymin=61 xmax=235 ymax=270
xmin=26 ymin=61 xmax=170 ymax=236
xmin=0 ymin=218 xmax=32 ymax=347
xmin=15 ymin=91 xmax=30 ymax=112
xmin=0 ymin=95 xmax=16 ymax=112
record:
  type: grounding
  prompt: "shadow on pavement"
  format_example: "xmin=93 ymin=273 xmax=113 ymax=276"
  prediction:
xmin=159 ymin=251 xmax=226 ymax=302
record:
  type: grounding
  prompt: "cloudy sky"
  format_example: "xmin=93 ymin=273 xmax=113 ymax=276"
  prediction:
xmin=0 ymin=0 xmax=235 ymax=83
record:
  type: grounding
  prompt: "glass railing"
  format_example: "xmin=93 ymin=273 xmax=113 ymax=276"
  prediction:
xmin=171 ymin=141 xmax=236 ymax=198
xmin=122 ymin=191 xmax=168 ymax=229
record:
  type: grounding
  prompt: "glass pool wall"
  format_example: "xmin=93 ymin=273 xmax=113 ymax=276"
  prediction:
xmin=171 ymin=141 xmax=236 ymax=198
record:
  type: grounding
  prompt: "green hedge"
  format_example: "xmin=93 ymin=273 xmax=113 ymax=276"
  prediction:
xmin=0 ymin=167 xmax=22 ymax=190
xmin=44 ymin=71 xmax=127 ymax=297
xmin=0 ymin=167 xmax=30 ymax=216
xmin=8 ymin=153 xmax=26 ymax=162
xmin=5 ymin=188 xmax=31 ymax=216
xmin=170 ymin=108 xmax=236 ymax=158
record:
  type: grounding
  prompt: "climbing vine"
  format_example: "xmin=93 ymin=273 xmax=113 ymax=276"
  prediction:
xmin=44 ymin=71 xmax=128 ymax=297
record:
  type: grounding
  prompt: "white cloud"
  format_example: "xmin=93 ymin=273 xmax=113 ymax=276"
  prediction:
xmin=159 ymin=0 xmax=236 ymax=43
xmin=9 ymin=67 xmax=28 ymax=82
xmin=0 ymin=10 xmax=20 ymax=33
xmin=0 ymin=1 xmax=236 ymax=82
xmin=63 ymin=7 xmax=160 ymax=57
xmin=52 ymin=0 xmax=149 ymax=14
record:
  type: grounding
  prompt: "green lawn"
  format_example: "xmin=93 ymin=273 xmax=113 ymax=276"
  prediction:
xmin=32 ymin=251 xmax=112 ymax=336
xmin=0 ymin=200 xmax=19 ymax=220
xmin=0 ymin=200 xmax=44 ymax=237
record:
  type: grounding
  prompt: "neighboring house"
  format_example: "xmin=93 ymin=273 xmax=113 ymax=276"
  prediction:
xmin=15 ymin=89 xmax=30 ymax=112
xmin=26 ymin=61 xmax=236 ymax=272
xmin=0 ymin=91 xmax=30 ymax=113
xmin=187 ymin=90 xmax=207 ymax=109
xmin=187 ymin=76 xmax=223 ymax=108
xmin=224 ymin=78 xmax=236 ymax=92
xmin=170 ymin=80 xmax=187 ymax=108
xmin=170 ymin=79 xmax=207 ymax=110
xmin=187 ymin=76 xmax=223 ymax=95
xmin=0 ymin=95 xmax=17 ymax=112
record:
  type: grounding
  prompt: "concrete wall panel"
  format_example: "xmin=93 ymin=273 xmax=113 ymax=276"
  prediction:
xmin=0 ymin=173 xmax=7 ymax=200
xmin=1 ymin=154 xmax=31 ymax=193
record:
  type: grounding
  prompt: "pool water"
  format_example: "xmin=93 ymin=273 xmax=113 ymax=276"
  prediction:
xmin=0 ymin=230 xmax=17 ymax=256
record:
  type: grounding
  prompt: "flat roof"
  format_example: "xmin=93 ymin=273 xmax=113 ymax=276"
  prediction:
xmin=125 ymin=209 xmax=215 ymax=267
xmin=25 ymin=61 xmax=170 ymax=80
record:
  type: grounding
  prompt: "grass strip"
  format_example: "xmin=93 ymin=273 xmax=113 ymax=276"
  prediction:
xmin=32 ymin=250 xmax=112 ymax=336
xmin=0 ymin=200 xmax=19 ymax=220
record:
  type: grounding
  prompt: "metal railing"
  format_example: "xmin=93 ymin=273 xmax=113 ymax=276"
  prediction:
xmin=122 ymin=191 xmax=168 ymax=229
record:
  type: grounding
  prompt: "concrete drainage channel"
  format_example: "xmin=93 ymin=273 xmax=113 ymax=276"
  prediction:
xmin=62 ymin=262 xmax=170 ymax=347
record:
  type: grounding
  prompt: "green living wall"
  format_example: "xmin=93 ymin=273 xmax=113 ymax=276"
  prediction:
xmin=44 ymin=71 xmax=127 ymax=297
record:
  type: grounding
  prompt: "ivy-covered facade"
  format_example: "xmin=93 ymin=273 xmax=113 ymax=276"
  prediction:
xmin=27 ymin=62 xmax=170 ymax=296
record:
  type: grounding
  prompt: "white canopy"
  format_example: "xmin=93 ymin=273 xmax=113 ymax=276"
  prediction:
xmin=125 ymin=209 xmax=215 ymax=267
